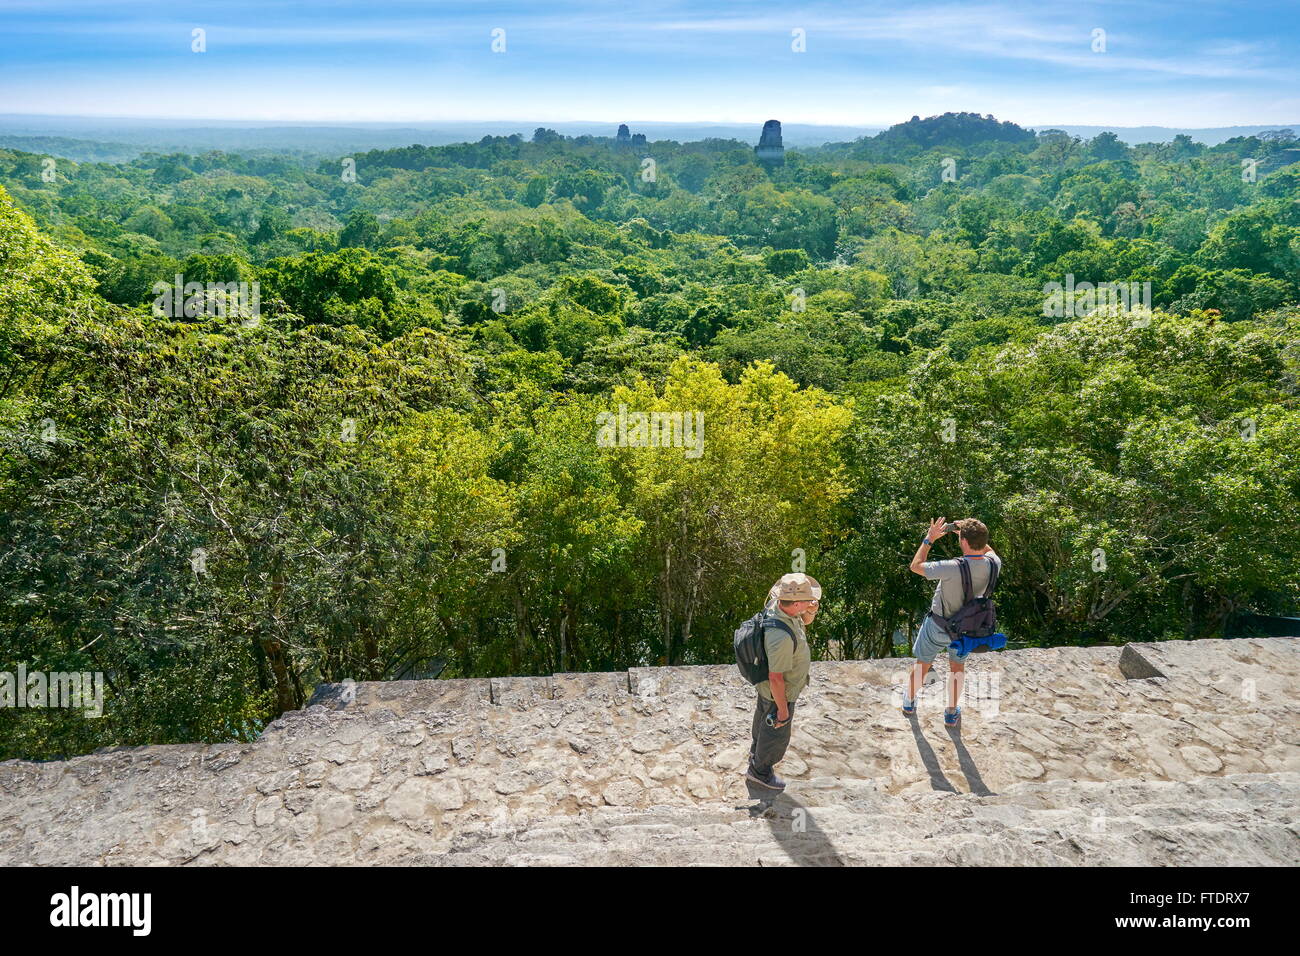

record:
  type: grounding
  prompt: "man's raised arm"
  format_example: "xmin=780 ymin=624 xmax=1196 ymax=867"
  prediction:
xmin=910 ymin=517 xmax=949 ymax=576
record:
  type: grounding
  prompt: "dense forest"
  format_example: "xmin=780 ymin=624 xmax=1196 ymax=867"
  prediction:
xmin=2 ymin=112 xmax=1298 ymax=759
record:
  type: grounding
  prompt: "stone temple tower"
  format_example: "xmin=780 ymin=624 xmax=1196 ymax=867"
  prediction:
xmin=616 ymin=124 xmax=631 ymax=147
xmin=755 ymin=120 xmax=785 ymax=165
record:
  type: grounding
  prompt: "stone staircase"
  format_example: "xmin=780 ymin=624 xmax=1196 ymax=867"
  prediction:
xmin=1 ymin=638 xmax=1297 ymax=866
xmin=430 ymin=772 xmax=1298 ymax=866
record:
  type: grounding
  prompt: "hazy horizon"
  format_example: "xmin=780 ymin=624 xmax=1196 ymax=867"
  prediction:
xmin=3 ymin=114 xmax=1297 ymax=156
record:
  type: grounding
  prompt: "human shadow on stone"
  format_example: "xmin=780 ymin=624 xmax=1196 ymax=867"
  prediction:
xmin=908 ymin=713 xmax=958 ymax=792
xmin=946 ymin=724 xmax=994 ymax=796
xmin=743 ymin=784 xmax=845 ymax=866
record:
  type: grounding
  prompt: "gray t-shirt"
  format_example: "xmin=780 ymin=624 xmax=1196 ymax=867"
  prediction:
xmin=924 ymin=552 xmax=1000 ymax=617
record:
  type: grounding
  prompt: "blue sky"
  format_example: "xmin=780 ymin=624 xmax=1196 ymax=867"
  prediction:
xmin=1 ymin=0 xmax=1296 ymax=126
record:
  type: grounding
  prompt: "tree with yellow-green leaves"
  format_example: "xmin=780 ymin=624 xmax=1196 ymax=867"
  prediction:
xmin=606 ymin=357 xmax=853 ymax=664
xmin=365 ymin=409 xmax=519 ymax=679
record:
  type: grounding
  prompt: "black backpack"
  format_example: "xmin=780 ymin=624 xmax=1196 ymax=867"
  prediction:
xmin=734 ymin=612 xmax=794 ymax=684
xmin=931 ymin=556 xmax=1000 ymax=638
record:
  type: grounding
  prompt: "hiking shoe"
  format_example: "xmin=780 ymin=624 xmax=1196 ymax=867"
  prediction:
xmin=901 ymin=697 xmax=917 ymax=716
xmin=944 ymin=707 xmax=961 ymax=727
xmin=745 ymin=767 xmax=787 ymax=791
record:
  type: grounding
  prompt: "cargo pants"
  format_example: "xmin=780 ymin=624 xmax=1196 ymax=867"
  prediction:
xmin=749 ymin=695 xmax=796 ymax=776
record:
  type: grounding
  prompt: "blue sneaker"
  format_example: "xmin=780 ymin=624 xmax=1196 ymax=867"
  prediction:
xmin=901 ymin=697 xmax=917 ymax=716
xmin=944 ymin=707 xmax=961 ymax=727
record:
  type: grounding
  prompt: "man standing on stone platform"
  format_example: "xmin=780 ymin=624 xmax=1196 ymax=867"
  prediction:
xmin=746 ymin=573 xmax=820 ymax=792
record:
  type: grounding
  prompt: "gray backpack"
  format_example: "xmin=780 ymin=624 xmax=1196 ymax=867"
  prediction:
xmin=931 ymin=556 xmax=1000 ymax=638
xmin=734 ymin=612 xmax=794 ymax=684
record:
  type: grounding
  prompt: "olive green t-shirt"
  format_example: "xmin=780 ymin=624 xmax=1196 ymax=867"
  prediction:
xmin=756 ymin=606 xmax=810 ymax=703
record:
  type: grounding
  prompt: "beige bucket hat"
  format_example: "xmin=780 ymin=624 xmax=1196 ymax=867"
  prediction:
xmin=769 ymin=572 xmax=822 ymax=603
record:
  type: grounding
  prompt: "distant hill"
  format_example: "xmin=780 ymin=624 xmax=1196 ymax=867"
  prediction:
xmin=810 ymin=112 xmax=1038 ymax=160
xmin=0 ymin=135 xmax=142 ymax=164
xmin=871 ymin=112 xmax=1036 ymax=149
xmin=813 ymin=113 xmax=1300 ymax=160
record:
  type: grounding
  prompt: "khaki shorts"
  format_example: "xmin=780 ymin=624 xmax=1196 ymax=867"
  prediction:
xmin=912 ymin=614 xmax=969 ymax=664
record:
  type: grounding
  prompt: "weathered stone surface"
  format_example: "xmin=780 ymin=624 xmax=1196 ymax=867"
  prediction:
xmin=490 ymin=676 xmax=553 ymax=709
xmin=0 ymin=638 xmax=1296 ymax=866
xmin=552 ymin=671 xmax=628 ymax=702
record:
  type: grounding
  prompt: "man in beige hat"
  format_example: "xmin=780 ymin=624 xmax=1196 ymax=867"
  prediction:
xmin=746 ymin=573 xmax=820 ymax=791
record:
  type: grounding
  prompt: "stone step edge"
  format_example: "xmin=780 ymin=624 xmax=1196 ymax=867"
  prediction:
xmin=305 ymin=638 xmax=1297 ymax=713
